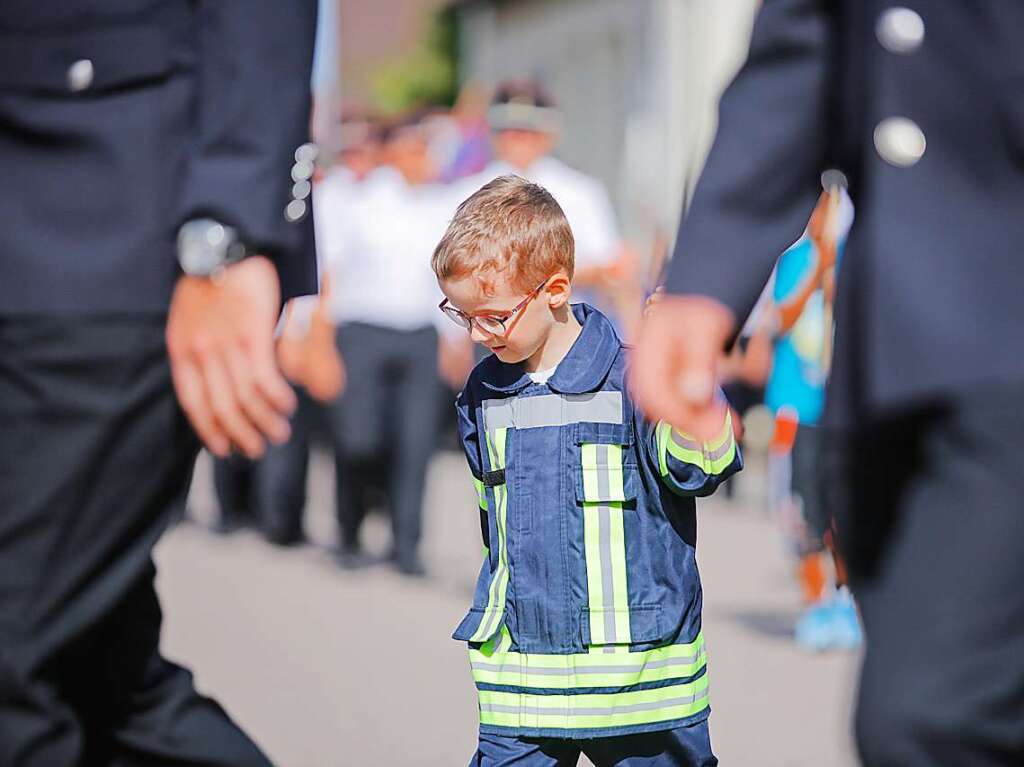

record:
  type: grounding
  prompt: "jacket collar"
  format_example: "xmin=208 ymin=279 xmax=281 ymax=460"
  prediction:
xmin=480 ymin=303 xmax=622 ymax=395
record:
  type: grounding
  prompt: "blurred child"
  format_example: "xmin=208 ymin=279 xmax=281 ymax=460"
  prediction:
xmin=762 ymin=182 xmax=860 ymax=652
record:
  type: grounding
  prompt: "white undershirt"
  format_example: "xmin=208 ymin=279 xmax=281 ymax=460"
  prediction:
xmin=528 ymin=365 xmax=558 ymax=385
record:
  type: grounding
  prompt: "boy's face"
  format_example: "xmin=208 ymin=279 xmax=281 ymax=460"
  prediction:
xmin=439 ymin=272 xmax=570 ymax=367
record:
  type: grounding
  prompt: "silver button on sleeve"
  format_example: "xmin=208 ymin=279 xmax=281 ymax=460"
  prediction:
xmin=874 ymin=117 xmax=926 ymax=167
xmin=877 ymin=7 xmax=925 ymax=54
xmin=67 ymin=59 xmax=94 ymax=92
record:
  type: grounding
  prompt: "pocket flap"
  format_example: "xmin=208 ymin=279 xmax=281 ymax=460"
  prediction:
xmin=452 ymin=607 xmax=502 ymax=642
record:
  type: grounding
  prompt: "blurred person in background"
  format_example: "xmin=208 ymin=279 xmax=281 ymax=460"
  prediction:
xmin=318 ymin=109 xmax=470 ymax=576
xmin=0 ymin=1 xmax=317 ymax=765
xmin=208 ymin=115 xmax=380 ymax=546
xmin=633 ymin=1 xmax=1024 ymax=764
xmin=439 ymin=81 xmax=493 ymax=182
xmin=475 ymin=80 xmax=638 ymax=332
xmin=241 ymin=274 xmax=346 ymax=547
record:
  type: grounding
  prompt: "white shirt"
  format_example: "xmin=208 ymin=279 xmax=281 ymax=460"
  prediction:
xmin=314 ymin=167 xmax=464 ymax=336
xmin=527 ymin=365 xmax=558 ymax=385
xmin=470 ymin=156 xmax=621 ymax=271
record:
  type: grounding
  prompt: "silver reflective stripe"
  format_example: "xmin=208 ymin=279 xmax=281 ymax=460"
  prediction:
xmin=706 ymin=438 xmax=734 ymax=462
xmin=597 ymin=500 xmax=617 ymax=649
xmin=470 ymin=654 xmax=703 ymax=676
xmin=670 ymin=430 xmax=703 ymax=452
xmin=482 ymin=392 xmax=622 ymax=432
xmin=479 ymin=687 xmax=709 ymax=717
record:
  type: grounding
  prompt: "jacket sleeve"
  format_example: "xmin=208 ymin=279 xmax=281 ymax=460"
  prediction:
xmin=636 ymin=403 xmax=742 ymax=498
xmin=665 ymin=0 xmax=834 ymax=332
xmin=456 ymin=384 xmax=490 ymax=545
xmin=177 ymin=0 xmax=319 ymax=301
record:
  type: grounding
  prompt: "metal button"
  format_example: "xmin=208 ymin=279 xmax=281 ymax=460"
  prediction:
xmin=285 ymin=199 xmax=307 ymax=222
xmin=67 ymin=59 xmax=94 ymax=92
xmin=291 ymin=160 xmax=314 ymax=182
xmin=291 ymin=180 xmax=312 ymax=200
xmin=294 ymin=142 xmax=319 ymax=164
xmin=874 ymin=117 xmax=926 ymax=167
xmin=820 ymin=168 xmax=849 ymax=191
xmin=877 ymin=7 xmax=924 ymax=54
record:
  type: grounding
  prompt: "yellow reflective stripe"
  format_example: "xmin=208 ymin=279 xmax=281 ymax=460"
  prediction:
xmin=580 ymin=442 xmax=630 ymax=646
xmin=660 ymin=411 xmax=737 ymax=477
xmin=471 ymin=427 xmax=509 ymax=642
xmin=470 ymin=633 xmax=706 ymax=690
xmin=477 ymin=673 xmax=709 ymax=731
xmin=473 ymin=477 xmax=487 ymax=510
xmin=582 ymin=502 xmax=605 ymax=642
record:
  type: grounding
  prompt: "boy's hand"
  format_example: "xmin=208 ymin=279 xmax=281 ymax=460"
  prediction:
xmin=167 ymin=256 xmax=296 ymax=459
xmin=630 ymin=294 xmax=735 ymax=441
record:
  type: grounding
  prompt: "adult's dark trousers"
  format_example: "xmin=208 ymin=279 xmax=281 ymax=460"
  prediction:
xmin=829 ymin=382 xmax=1024 ymax=766
xmin=250 ymin=387 xmax=324 ymax=543
xmin=0 ymin=317 xmax=271 ymax=767
xmin=330 ymin=322 xmax=441 ymax=561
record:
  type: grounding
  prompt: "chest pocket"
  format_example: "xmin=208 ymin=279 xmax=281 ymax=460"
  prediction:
xmin=574 ymin=422 xmax=660 ymax=647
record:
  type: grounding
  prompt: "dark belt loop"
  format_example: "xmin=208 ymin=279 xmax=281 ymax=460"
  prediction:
xmin=482 ymin=469 xmax=506 ymax=487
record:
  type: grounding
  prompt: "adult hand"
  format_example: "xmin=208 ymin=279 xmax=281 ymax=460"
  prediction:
xmin=630 ymin=294 xmax=736 ymax=441
xmin=166 ymin=256 xmax=297 ymax=458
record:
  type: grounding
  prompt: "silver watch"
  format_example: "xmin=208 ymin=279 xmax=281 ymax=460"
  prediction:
xmin=177 ymin=218 xmax=250 ymax=277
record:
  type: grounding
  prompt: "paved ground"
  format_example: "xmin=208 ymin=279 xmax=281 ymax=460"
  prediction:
xmin=156 ymin=448 xmax=859 ymax=767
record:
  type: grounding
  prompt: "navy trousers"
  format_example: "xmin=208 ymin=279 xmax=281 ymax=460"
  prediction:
xmin=471 ymin=721 xmax=717 ymax=767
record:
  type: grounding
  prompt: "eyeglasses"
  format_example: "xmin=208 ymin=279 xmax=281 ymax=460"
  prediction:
xmin=439 ymin=280 xmax=548 ymax=337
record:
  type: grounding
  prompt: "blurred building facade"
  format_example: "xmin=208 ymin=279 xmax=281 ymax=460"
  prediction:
xmin=453 ymin=0 xmax=760 ymax=264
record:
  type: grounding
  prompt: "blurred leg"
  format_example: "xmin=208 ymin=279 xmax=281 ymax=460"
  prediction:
xmin=330 ymin=323 xmax=389 ymax=552
xmin=838 ymin=384 xmax=1024 ymax=766
xmin=0 ymin=317 xmax=268 ymax=766
xmin=470 ymin=732 xmax=578 ymax=767
xmin=584 ymin=721 xmax=717 ymax=767
xmin=212 ymin=455 xmax=256 ymax=532
xmin=254 ymin=388 xmax=316 ymax=546
xmin=389 ymin=327 xmax=441 ymax=573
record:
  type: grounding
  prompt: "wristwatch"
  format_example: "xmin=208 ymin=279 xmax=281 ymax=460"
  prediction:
xmin=177 ymin=218 xmax=251 ymax=277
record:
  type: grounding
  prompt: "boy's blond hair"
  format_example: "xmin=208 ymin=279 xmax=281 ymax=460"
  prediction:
xmin=432 ymin=175 xmax=574 ymax=295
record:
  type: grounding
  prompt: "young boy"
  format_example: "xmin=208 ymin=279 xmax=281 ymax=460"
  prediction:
xmin=433 ymin=176 xmax=740 ymax=767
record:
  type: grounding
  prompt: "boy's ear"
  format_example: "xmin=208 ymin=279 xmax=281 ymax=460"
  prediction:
xmin=545 ymin=271 xmax=573 ymax=309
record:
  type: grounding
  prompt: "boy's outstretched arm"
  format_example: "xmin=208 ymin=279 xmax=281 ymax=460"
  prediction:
xmin=638 ymin=399 xmax=742 ymax=498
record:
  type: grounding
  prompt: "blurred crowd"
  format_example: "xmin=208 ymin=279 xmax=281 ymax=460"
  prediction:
xmin=203 ymin=78 xmax=861 ymax=653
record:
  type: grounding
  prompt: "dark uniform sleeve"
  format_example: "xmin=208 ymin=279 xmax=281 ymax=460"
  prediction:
xmin=664 ymin=0 xmax=833 ymax=330
xmin=177 ymin=0 xmax=318 ymax=300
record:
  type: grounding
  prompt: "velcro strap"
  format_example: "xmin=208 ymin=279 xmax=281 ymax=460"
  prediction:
xmin=482 ymin=469 xmax=506 ymax=487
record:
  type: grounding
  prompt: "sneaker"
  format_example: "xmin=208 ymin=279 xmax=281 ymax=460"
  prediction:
xmin=335 ymin=543 xmax=373 ymax=570
xmin=394 ymin=553 xmax=427 ymax=578
xmin=795 ymin=599 xmax=837 ymax=652
xmin=830 ymin=587 xmax=863 ymax=650
xmin=795 ymin=590 xmax=863 ymax=652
